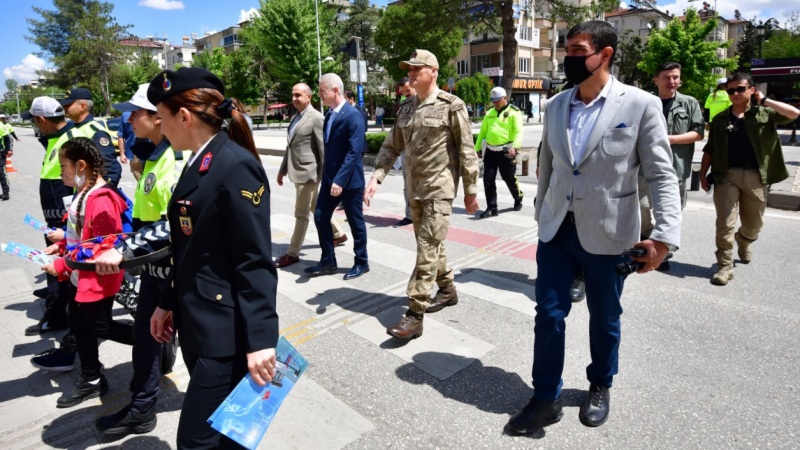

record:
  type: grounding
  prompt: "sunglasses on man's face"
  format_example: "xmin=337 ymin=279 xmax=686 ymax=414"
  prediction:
xmin=726 ymin=86 xmax=751 ymax=95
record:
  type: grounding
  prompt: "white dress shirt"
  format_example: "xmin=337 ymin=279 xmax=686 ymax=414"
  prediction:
xmin=567 ymin=79 xmax=612 ymax=166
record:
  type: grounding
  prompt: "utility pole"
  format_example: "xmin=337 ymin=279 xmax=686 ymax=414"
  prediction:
xmin=315 ymin=0 xmax=324 ymax=111
xmin=349 ymin=36 xmax=364 ymax=109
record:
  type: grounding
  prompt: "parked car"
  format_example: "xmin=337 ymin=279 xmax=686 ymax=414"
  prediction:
xmin=94 ymin=117 xmax=122 ymax=152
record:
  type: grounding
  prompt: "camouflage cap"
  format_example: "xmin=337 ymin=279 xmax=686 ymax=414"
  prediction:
xmin=399 ymin=49 xmax=439 ymax=70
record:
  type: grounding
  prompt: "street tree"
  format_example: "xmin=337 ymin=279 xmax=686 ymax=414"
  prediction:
xmin=454 ymin=72 xmax=492 ymax=118
xmin=639 ymin=9 xmax=738 ymax=102
xmin=25 ymin=0 xmax=90 ymax=59
xmin=111 ymin=49 xmax=162 ymax=102
xmin=616 ymin=30 xmax=654 ymax=91
xmin=374 ymin=0 xmax=463 ymax=85
xmin=27 ymin=0 xmax=131 ymax=116
xmin=193 ymin=47 xmax=229 ymax=78
xmin=762 ymin=12 xmax=800 ymax=60
xmin=4 ymin=79 xmax=19 ymax=93
xmin=247 ymin=0 xmax=340 ymax=96
xmin=734 ymin=17 xmax=776 ymax=73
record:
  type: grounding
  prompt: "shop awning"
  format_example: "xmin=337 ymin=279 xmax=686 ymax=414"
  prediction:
xmin=267 ymin=103 xmax=288 ymax=109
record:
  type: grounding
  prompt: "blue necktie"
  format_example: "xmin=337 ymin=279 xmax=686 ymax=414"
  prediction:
xmin=325 ymin=110 xmax=335 ymax=143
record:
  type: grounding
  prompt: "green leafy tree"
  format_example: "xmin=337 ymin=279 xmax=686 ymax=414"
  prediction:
xmin=28 ymin=1 xmax=131 ymax=116
xmin=762 ymin=12 xmax=800 ymax=60
xmin=734 ymin=18 xmax=776 ymax=72
xmin=374 ymin=0 xmax=463 ymax=85
xmin=110 ymin=49 xmax=162 ymax=103
xmin=247 ymin=0 xmax=340 ymax=97
xmin=616 ymin=30 xmax=654 ymax=91
xmin=454 ymin=72 xmax=492 ymax=118
xmin=25 ymin=0 xmax=90 ymax=58
xmin=192 ymin=47 xmax=229 ymax=78
xmin=5 ymin=79 xmax=20 ymax=93
xmin=639 ymin=9 xmax=738 ymax=102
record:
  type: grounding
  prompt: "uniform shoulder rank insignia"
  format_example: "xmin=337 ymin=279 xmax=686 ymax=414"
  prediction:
xmin=240 ymin=185 xmax=265 ymax=207
xmin=99 ymin=136 xmax=110 ymax=147
xmin=143 ymin=172 xmax=157 ymax=194
xmin=199 ymin=152 xmax=212 ymax=172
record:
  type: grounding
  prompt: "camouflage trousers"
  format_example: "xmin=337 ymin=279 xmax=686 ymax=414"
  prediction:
xmin=407 ymin=198 xmax=454 ymax=314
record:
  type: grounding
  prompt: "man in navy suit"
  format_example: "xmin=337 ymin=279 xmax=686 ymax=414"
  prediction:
xmin=305 ymin=73 xmax=369 ymax=280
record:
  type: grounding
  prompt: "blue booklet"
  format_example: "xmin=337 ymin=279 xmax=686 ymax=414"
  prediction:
xmin=24 ymin=214 xmax=52 ymax=233
xmin=207 ymin=336 xmax=309 ymax=450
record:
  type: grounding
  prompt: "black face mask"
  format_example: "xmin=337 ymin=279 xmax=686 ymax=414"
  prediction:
xmin=563 ymin=52 xmax=603 ymax=86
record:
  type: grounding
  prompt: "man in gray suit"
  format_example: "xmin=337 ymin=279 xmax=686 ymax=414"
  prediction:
xmin=275 ymin=83 xmax=347 ymax=268
xmin=508 ymin=21 xmax=681 ymax=433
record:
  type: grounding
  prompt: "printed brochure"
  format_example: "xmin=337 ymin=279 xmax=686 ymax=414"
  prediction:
xmin=207 ymin=336 xmax=309 ymax=450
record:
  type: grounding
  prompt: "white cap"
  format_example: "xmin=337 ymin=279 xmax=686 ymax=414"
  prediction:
xmin=112 ymin=84 xmax=157 ymax=112
xmin=21 ymin=97 xmax=65 ymax=120
xmin=490 ymin=87 xmax=507 ymax=102
xmin=0 ymin=114 xmax=6 ymax=119
xmin=717 ymin=78 xmax=728 ymax=85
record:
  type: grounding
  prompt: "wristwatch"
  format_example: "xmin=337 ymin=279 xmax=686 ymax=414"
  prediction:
xmin=759 ymin=97 xmax=767 ymax=106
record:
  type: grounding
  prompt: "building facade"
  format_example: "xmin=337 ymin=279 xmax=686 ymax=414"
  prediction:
xmin=194 ymin=26 xmax=242 ymax=55
xmin=166 ymin=47 xmax=196 ymax=71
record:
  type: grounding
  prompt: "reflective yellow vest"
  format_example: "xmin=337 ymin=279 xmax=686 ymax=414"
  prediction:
xmin=41 ymin=129 xmax=75 ymax=180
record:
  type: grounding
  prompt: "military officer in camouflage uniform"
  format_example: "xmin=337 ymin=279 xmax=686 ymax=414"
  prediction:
xmin=364 ymin=50 xmax=480 ymax=340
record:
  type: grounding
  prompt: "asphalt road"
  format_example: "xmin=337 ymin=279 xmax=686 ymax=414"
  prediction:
xmin=1 ymin=126 xmax=799 ymax=449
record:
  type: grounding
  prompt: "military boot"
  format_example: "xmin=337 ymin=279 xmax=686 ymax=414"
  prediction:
xmin=387 ymin=310 xmax=423 ymax=340
xmin=712 ymin=250 xmax=734 ymax=286
xmin=425 ymin=284 xmax=458 ymax=313
xmin=735 ymin=232 xmax=753 ymax=264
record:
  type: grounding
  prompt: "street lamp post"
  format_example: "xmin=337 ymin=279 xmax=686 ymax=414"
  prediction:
xmin=314 ymin=0 xmax=334 ymax=111
xmin=756 ymin=19 xmax=774 ymax=59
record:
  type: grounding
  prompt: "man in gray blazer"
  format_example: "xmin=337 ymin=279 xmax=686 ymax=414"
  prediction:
xmin=508 ymin=21 xmax=681 ymax=434
xmin=275 ymin=83 xmax=347 ymax=268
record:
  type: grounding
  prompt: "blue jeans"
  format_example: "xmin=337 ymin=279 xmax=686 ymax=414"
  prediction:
xmin=376 ymin=115 xmax=383 ymax=126
xmin=532 ymin=216 xmax=628 ymax=401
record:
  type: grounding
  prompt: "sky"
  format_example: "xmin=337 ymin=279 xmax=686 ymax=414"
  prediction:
xmin=0 ymin=0 xmax=795 ymax=96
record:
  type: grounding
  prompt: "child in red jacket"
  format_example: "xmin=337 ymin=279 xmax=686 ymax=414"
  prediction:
xmin=41 ymin=137 xmax=135 ymax=408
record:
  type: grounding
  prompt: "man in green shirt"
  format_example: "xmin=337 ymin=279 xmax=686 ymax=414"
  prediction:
xmin=704 ymin=78 xmax=732 ymax=124
xmin=640 ymin=62 xmax=704 ymax=253
xmin=700 ymin=72 xmax=800 ymax=285
xmin=476 ymin=86 xmax=524 ymax=218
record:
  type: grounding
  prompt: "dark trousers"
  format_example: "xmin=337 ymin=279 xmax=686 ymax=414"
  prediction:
xmin=44 ymin=235 xmax=71 ymax=326
xmin=483 ymin=150 xmax=522 ymax=210
xmin=177 ymin=349 xmax=247 ymax=450
xmin=68 ymin=286 xmax=134 ymax=380
xmin=0 ymin=151 xmax=8 ymax=195
xmin=532 ymin=216 xmax=627 ymax=401
xmin=130 ymin=271 xmax=165 ymax=413
xmin=314 ymin=184 xmax=368 ymax=266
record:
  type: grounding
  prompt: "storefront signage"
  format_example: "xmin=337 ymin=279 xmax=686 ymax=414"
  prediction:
xmin=512 ymin=77 xmax=550 ymax=91
xmin=482 ymin=67 xmax=503 ymax=77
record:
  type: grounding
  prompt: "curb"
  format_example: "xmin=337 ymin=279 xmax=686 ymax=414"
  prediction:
xmin=767 ymin=191 xmax=800 ymax=211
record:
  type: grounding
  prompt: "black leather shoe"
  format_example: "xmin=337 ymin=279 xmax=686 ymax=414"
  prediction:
xmin=507 ymin=397 xmax=563 ymax=434
xmin=480 ymin=209 xmax=498 ymax=219
xmin=96 ymin=404 xmax=157 ymax=434
xmin=570 ymin=275 xmax=585 ymax=303
xmin=514 ymin=196 xmax=524 ymax=211
xmin=579 ymin=384 xmax=611 ymax=427
xmin=393 ymin=218 xmax=413 ymax=227
xmin=33 ymin=287 xmax=50 ymax=299
xmin=304 ymin=262 xmax=338 ymax=276
xmin=25 ymin=318 xmax=69 ymax=336
xmin=344 ymin=264 xmax=370 ymax=280
xmin=57 ymin=375 xmax=108 ymax=408
xmin=1 ymin=193 xmax=9 ymax=201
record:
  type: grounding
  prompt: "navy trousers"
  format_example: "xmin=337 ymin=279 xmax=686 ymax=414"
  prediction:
xmin=130 ymin=271 xmax=165 ymax=413
xmin=314 ymin=184 xmax=368 ymax=266
xmin=533 ymin=215 xmax=628 ymax=401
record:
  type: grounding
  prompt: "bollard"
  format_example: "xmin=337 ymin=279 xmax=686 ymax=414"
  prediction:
xmin=789 ymin=123 xmax=798 ymax=146
xmin=690 ymin=170 xmax=701 ymax=191
xmin=521 ymin=155 xmax=529 ymax=176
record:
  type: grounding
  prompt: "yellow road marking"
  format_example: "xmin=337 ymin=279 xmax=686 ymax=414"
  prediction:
xmin=292 ymin=333 xmax=318 ymax=346
xmin=280 ymin=317 xmax=316 ymax=334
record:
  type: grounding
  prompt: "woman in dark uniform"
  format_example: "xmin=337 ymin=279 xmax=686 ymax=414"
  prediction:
xmin=95 ymin=67 xmax=279 ymax=449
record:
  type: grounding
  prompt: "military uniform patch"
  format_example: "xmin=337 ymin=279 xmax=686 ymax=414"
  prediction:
xmin=180 ymin=216 xmax=193 ymax=235
xmin=143 ymin=172 xmax=156 ymax=194
xmin=240 ymin=185 xmax=265 ymax=207
xmin=199 ymin=152 xmax=212 ymax=172
xmin=99 ymin=136 xmax=110 ymax=147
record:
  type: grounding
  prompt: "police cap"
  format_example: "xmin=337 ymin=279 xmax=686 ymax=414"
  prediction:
xmin=147 ymin=67 xmax=225 ymax=106
xmin=59 ymin=88 xmax=93 ymax=106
